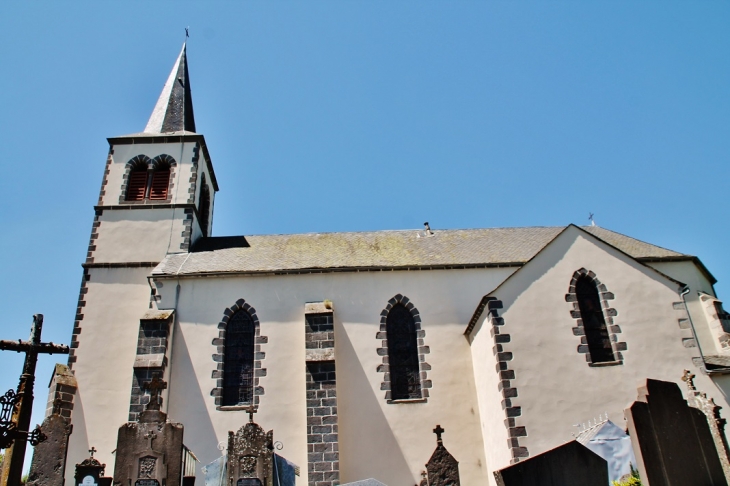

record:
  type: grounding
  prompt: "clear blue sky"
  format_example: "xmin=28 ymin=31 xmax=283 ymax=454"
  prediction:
xmin=0 ymin=1 xmax=728 ymax=470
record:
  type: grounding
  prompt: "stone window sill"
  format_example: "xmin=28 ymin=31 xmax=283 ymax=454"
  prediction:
xmin=216 ymin=404 xmax=254 ymax=411
xmin=588 ymin=360 xmax=623 ymax=368
xmin=387 ymin=398 xmax=428 ymax=404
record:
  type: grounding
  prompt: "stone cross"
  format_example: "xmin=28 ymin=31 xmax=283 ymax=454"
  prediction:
xmin=144 ymin=430 xmax=157 ymax=450
xmin=142 ymin=374 xmax=167 ymax=411
xmin=245 ymin=403 xmax=257 ymax=423
xmin=0 ymin=314 xmax=70 ymax=486
xmin=433 ymin=425 xmax=445 ymax=444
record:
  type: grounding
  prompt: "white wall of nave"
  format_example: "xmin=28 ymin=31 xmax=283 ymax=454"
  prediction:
xmin=65 ymin=267 xmax=154 ymax=485
xmin=469 ymin=227 xmax=728 ymax=476
xmin=159 ymin=267 xmax=515 ymax=485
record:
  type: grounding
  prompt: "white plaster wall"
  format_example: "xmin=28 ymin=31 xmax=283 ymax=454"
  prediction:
xmin=648 ymin=260 xmax=718 ymax=356
xmin=159 ymin=267 xmax=514 ymax=485
xmin=468 ymin=313 xmax=514 ymax=486
xmin=102 ymin=142 xmax=201 ymax=206
xmin=92 ymin=209 xmax=189 ymax=262
xmin=475 ymin=227 xmax=729 ymax=467
xmin=66 ymin=267 xmax=154 ymax=485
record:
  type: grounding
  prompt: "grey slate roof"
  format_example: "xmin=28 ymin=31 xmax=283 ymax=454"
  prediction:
xmin=152 ymin=225 xmax=688 ymax=277
xmin=143 ymin=43 xmax=196 ymax=134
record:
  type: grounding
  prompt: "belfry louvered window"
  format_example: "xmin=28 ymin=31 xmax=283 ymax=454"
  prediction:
xmin=198 ymin=174 xmax=211 ymax=236
xmin=576 ymin=275 xmax=615 ymax=363
xmin=386 ymin=304 xmax=422 ymax=400
xmin=222 ymin=309 xmax=256 ymax=405
xmin=148 ymin=166 xmax=170 ymax=200
xmin=125 ymin=168 xmax=148 ymax=201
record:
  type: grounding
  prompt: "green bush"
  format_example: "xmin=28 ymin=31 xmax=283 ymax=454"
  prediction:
xmin=612 ymin=464 xmax=642 ymax=486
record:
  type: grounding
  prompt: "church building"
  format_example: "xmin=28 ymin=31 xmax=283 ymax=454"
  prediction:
xmin=51 ymin=44 xmax=730 ymax=485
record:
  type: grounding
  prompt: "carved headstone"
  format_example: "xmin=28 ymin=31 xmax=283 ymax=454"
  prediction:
xmin=682 ymin=369 xmax=730 ymax=482
xmin=625 ymin=378 xmax=728 ymax=486
xmin=227 ymin=409 xmax=274 ymax=486
xmin=424 ymin=425 xmax=459 ymax=486
xmin=112 ymin=378 xmax=186 ymax=486
xmin=493 ymin=440 xmax=608 ymax=486
xmin=73 ymin=448 xmax=112 ymax=486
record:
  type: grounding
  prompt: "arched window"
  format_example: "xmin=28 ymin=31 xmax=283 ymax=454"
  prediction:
xmin=148 ymin=162 xmax=171 ymax=201
xmin=222 ymin=309 xmax=256 ymax=406
xmin=575 ymin=275 xmax=615 ymax=363
xmin=386 ymin=303 xmax=422 ymax=400
xmin=125 ymin=160 xmax=149 ymax=201
xmin=198 ymin=174 xmax=211 ymax=236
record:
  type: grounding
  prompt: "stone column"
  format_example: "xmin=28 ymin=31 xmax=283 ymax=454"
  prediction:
xmin=304 ymin=302 xmax=340 ymax=486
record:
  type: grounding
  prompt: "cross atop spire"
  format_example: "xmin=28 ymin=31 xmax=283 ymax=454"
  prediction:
xmin=144 ymin=43 xmax=196 ymax=134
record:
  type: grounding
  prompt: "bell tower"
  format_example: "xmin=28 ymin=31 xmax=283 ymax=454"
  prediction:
xmin=63 ymin=43 xmax=218 ymax=482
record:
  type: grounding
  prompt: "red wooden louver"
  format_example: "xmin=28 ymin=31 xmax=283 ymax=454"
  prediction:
xmin=125 ymin=171 xmax=148 ymax=201
xmin=148 ymin=169 xmax=170 ymax=200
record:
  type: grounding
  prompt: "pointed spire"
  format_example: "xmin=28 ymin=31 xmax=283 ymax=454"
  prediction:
xmin=144 ymin=43 xmax=196 ymax=134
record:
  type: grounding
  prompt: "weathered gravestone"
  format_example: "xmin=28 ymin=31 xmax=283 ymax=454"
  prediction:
xmin=625 ymin=378 xmax=728 ymax=486
xmin=112 ymin=376 xmax=187 ymax=486
xmin=493 ymin=440 xmax=608 ymax=486
xmin=26 ymin=364 xmax=77 ymax=486
xmin=423 ymin=425 xmax=460 ymax=486
xmin=227 ymin=407 xmax=274 ymax=486
xmin=73 ymin=448 xmax=112 ymax=486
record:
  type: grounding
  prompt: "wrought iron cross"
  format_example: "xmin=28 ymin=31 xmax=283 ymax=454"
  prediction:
xmin=89 ymin=446 xmax=97 ymax=458
xmin=0 ymin=314 xmax=69 ymax=486
xmin=245 ymin=403 xmax=257 ymax=423
xmin=433 ymin=424 xmax=445 ymax=444
xmin=142 ymin=373 xmax=167 ymax=411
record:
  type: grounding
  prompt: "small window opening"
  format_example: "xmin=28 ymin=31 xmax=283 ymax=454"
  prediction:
xmin=222 ymin=309 xmax=255 ymax=406
xmin=714 ymin=302 xmax=730 ymax=333
xmin=125 ymin=167 xmax=148 ymax=201
xmin=198 ymin=174 xmax=211 ymax=236
xmin=576 ymin=276 xmax=615 ymax=363
xmin=148 ymin=166 xmax=170 ymax=201
xmin=386 ymin=303 xmax=422 ymax=400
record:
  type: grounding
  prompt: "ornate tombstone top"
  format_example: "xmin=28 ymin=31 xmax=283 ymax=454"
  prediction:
xmin=75 ymin=447 xmax=112 ymax=486
xmin=424 ymin=425 xmax=460 ymax=486
xmin=227 ymin=414 xmax=274 ymax=486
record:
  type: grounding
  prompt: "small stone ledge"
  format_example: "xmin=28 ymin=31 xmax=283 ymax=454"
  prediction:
xmin=588 ymin=360 xmax=623 ymax=368
xmin=386 ymin=398 xmax=428 ymax=404
xmin=216 ymin=405 xmax=256 ymax=412
xmin=306 ymin=349 xmax=336 ymax=362
xmin=133 ymin=354 xmax=166 ymax=368
xmin=305 ymin=302 xmax=334 ymax=314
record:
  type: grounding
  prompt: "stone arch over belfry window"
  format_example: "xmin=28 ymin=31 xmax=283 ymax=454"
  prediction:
xmin=211 ymin=298 xmax=268 ymax=409
xmin=376 ymin=294 xmax=432 ymax=402
xmin=565 ymin=268 xmax=626 ymax=366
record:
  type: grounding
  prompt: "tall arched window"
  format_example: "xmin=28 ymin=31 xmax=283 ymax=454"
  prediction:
xmin=198 ymin=174 xmax=211 ymax=236
xmin=576 ymin=275 xmax=615 ymax=363
xmin=125 ymin=160 xmax=149 ymax=201
xmin=222 ymin=309 xmax=256 ymax=406
xmin=386 ymin=303 xmax=422 ymax=400
xmin=148 ymin=160 xmax=171 ymax=201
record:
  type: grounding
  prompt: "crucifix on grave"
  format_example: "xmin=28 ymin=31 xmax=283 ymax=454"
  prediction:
xmin=245 ymin=403 xmax=258 ymax=423
xmin=142 ymin=373 xmax=167 ymax=411
xmin=0 ymin=314 xmax=69 ymax=486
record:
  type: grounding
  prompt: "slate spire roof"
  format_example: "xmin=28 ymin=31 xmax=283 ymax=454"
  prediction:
xmin=144 ymin=43 xmax=196 ymax=134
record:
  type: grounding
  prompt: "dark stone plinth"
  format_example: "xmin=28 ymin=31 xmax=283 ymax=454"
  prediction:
xmin=26 ymin=414 xmax=72 ymax=486
xmin=626 ymin=378 xmax=728 ymax=486
xmin=139 ymin=410 xmax=167 ymax=423
xmin=112 ymin=420 xmax=185 ymax=486
xmin=494 ymin=441 xmax=608 ymax=486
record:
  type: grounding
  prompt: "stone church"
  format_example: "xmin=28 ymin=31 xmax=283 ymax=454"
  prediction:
xmin=43 ymin=44 xmax=730 ymax=485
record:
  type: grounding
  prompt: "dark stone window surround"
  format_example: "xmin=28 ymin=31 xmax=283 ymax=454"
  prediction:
xmin=118 ymin=154 xmax=178 ymax=205
xmin=211 ymin=299 xmax=268 ymax=409
xmin=565 ymin=268 xmax=625 ymax=367
xmin=66 ymin=269 xmax=90 ymax=369
xmin=484 ymin=297 xmax=530 ymax=464
xmin=376 ymin=294 xmax=432 ymax=403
